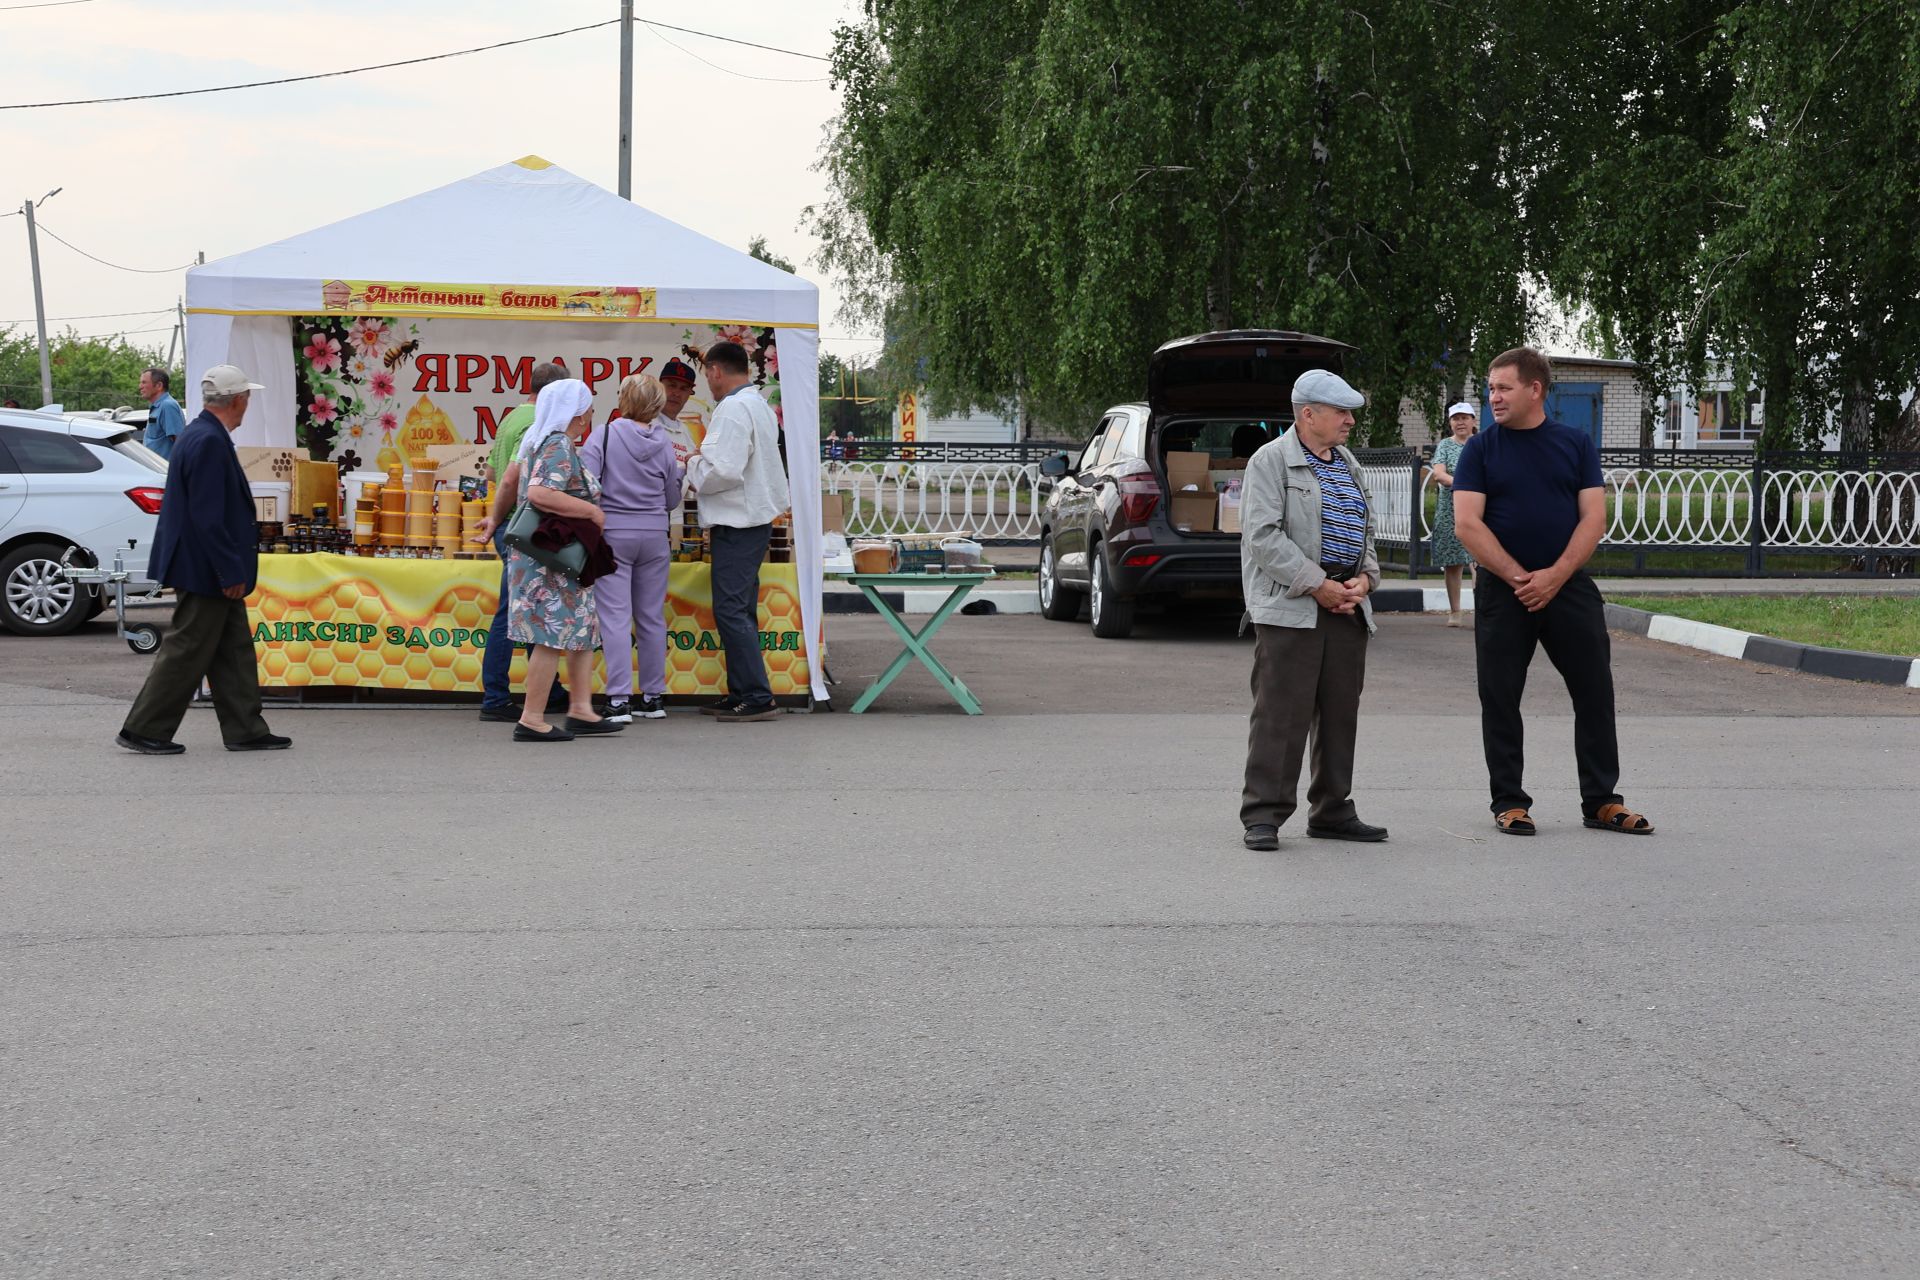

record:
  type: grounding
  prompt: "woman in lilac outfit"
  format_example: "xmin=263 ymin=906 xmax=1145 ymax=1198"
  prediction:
xmin=581 ymin=374 xmax=686 ymax=722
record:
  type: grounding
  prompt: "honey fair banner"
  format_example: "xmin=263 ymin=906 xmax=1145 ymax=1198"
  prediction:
xmin=247 ymin=554 xmax=812 ymax=697
xmin=289 ymin=316 xmax=783 ymax=474
xmin=321 ymin=279 xmax=656 ymax=321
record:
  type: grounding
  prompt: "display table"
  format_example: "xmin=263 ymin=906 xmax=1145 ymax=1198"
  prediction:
xmin=246 ymin=553 xmax=811 ymax=697
xmin=832 ymin=571 xmax=993 ymax=715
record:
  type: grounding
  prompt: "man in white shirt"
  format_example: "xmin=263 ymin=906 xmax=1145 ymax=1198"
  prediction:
xmin=685 ymin=340 xmax=789 ymax=721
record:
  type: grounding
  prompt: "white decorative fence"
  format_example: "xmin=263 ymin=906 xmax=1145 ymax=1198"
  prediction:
xmin=822 ymin=459 xmax=1046 ymax=542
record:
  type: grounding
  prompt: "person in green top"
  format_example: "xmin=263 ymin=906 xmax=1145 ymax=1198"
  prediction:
xmin=476 ymin=360 xmax=569 ymax=718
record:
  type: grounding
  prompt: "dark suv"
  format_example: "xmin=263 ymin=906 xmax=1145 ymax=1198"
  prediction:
xmin=1036 ymin=329 xmax=1354 ymax=637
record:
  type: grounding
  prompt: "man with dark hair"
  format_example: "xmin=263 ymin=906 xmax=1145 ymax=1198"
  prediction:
xmin=118 ymin=365 xmax=289 ymax=755
xmin=686 ymin=340 xmax=788 ymax=722
xmin=1452 ymin=346 xmax=1653 ymax=838
xmin=139 ymin=366 xmax=185 ymax=460
xmin=473 ymin=360 xmax=570 ymax=721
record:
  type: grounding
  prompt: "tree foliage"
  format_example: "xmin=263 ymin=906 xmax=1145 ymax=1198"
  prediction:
xmin=0 ymin=325 xmax=180 ymax=414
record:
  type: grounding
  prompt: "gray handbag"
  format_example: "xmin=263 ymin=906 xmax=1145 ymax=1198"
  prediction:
xmin=501 ymin=500 xmax=588 ymax=580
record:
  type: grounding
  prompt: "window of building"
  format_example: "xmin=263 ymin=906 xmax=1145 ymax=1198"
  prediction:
xmin=1696 ymin=390 xmax=1764 ymax=443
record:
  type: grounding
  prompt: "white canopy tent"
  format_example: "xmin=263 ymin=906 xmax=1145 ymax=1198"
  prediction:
xmin=184 ymin=155 xmax=826 ymax=701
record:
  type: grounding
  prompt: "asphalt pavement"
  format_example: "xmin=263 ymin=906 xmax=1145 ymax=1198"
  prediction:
xmin=3 ymin=608 xmax=1917 ymax=1277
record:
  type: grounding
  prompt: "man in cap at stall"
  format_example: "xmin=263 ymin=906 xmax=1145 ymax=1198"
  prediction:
xmin=117 ymin=364 xmax=290 ymax=755
xmin=655 ymin=357 xmax=703 ymax=526
xmin=1238 ymin=368 xmax=1386 ymax=850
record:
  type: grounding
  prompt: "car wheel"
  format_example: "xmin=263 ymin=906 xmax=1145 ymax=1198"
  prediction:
xmin=1038 ymin=532 xmax=1084 ymax=622
xmin=0 ymin=542 xmax=86 ymax=637
xmin=1088 ymin=543 xmax=1136 ymax=639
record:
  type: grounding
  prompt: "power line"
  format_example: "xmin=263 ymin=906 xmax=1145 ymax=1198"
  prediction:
xmin=32 ymin=223 xmax=195 ymax=273
xmin=0 ymin=307 xmax=173 ymax=323
xmin=641 ymin=23 xmax=829 ymax=83
xmin=0 ymin=0 xmax=95 ymax=9
xmin=0 ymin=15 xmax=829 ymax=111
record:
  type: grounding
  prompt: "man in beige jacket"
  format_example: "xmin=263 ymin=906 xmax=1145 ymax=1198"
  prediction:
xmin=1238 ymin=369 xmax=1387 ymax=851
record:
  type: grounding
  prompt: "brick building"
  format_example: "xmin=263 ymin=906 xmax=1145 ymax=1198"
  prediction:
xmin=1395 ymin=355 xmax=1650 ymax=449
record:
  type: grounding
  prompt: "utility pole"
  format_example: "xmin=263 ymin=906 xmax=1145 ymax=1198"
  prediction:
xmin=617 ymin=0 xmax=634 ymax=199
xmin=21 ymin=188 xmax=61 ymax=407
xmin=166 ymin=298 xmax=184 ymax=368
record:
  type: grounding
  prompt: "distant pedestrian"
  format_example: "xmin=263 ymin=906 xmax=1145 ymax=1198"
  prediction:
xmin=685 ymin=341 xmax=789 ymax=723
xmin=117 ymin=365 xmax=289 ymax=756
xmin=1426 ymin=401 xmax=1479 ymax=626
xmin=1452 ymin=347 xmax=1652 ymax=837
xmin=139 ymin=367 xmax=185 ymax=461
xmin=1238 ymin=369 xmax=1388 ymax=851
xmin=3 ymin=397 xmax=21 ymax=409
xmin=582 ymin=373 xmax=684 ymax=723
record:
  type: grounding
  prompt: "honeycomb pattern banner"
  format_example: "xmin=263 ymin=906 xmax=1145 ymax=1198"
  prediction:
xmin=247 ymin=554 xmax=812 ymax=696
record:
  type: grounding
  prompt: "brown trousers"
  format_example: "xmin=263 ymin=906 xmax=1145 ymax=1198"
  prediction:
xmin=1240 ymin=610 xmax=1369 ymax=829
xmin=122 ymin=592 xmax=270 ymax=746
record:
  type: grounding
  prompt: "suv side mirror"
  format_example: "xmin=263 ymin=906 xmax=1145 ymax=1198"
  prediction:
xmin=1039 ymin=453 xmax=1070 ymax=478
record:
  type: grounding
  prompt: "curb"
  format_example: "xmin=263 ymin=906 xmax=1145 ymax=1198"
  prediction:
xmin=1603 ymin=603 xmax=1920 ymax=687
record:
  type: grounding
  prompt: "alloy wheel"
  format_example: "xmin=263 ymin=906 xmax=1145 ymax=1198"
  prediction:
xmin=6 ymin=557 xmax=75 ymax=626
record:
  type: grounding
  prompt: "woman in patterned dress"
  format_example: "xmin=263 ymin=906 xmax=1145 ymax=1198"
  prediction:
xmin=1427 ymin=402 xmax=1478 ymax=627
xmin=508 ymin=379 xmax=617 ymax=742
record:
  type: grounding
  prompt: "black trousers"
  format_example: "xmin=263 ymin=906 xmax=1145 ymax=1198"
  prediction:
xmin=709 ymin=523 xmax=772 ymax=706
xmin=1240 ymin=610 xmax=1369 ymax=829
xmin=1473 ymin=569 xmax=1621 ymax=817
xmin=122 ymin=591 xmax=270 ymax=745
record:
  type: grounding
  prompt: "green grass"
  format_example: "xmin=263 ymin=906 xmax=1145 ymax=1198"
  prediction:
xmin=1609 ymin=594 xmax=1920 ymax=657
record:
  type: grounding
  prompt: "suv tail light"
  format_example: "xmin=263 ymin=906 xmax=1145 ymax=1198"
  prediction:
xmin=125 ymin=487 xmax=165 ymax=514
xmin=1116 ymin=473 xmax=1161 ymax=524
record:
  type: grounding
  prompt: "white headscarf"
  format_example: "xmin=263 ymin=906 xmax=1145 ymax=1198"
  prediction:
xmin=516 ymin=378 xmax=594 ymax=465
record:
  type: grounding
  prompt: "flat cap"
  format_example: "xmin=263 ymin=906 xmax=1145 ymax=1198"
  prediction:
xmin=1291 ymin=369 xmax=1365 ymax=409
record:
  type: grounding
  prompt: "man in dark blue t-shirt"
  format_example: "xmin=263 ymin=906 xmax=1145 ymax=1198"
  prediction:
xmin=1451 ymin=347 xmax=1653 ymax=838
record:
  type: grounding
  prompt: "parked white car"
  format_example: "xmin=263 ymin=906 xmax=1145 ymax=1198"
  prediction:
xmin=0 ymin=407 xmax=167 ymax=636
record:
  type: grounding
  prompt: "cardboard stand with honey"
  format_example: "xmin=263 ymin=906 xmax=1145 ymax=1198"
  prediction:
xmin=182 ymin=156 xmax=829 ymax=705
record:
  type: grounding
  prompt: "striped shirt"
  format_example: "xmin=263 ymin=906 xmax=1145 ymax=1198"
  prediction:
xmin=1305 ymin=448 xmax=1367 ymax=567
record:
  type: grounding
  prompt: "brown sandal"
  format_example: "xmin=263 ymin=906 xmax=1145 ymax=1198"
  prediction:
xmin=1584 ymin=803 xmax=1654 ymax=835
xmin=1495 ymin=808 xmax=1536 ymax=836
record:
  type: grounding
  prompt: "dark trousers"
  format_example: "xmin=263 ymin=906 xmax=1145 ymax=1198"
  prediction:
xmin=1241 ymin=610 xmax=1369 ymax=829
xmin=122 ymin=591 xmax=270 ymax=745
xmin=710 ymin=523 xmax=772 ymax=706
xmin=1473 ymin=569 xmax=1622 ymax=816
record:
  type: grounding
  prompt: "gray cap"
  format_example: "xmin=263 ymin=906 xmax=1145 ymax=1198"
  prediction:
xmin=1291 ymin=369 xmax=1365 ymax=409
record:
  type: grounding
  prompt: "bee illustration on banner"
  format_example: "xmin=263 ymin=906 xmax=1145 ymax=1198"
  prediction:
xmin=384 ymin=339 xmax=423 ymax=370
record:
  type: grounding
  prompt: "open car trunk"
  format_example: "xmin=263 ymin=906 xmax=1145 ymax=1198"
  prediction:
xmin=1148 ymin=330 xmax=1356 ymax=538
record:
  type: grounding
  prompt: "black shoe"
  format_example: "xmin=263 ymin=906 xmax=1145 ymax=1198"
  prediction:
xmin=1242 ymin=824 xmax=1280 ymax=851
xmin=635 ymin=695 xmax=667 ymax=720
xmin=116 ymin=731 xmax=184 ymax=755
xmin=700 ymin=697 xmax=745 ymax=717
xmin=478 ymin=702 xmax=521 ymax=723
xmin=714 ymin=701 xmax=780 ymax=723
xmin=513 ymin=723 xmax=574 ymax=743
xmin=565 ymin=715 xmax=624 ymax=736
xmin=226 ymin=733 xmax=292 ymax=752
xmin=603 ymin=699 xmax=634 ymax=724
xmin=1307 ymin=816 xmax=1389 ymax=843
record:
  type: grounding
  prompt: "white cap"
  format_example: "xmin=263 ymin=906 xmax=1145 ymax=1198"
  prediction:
xmin=201 ymin=364 xmax=265 ymax=397
xmin=1446 ymin=401 xmax=1478 ymax=419
xmin=1290 ymin=369 xmax=1365 ymax=409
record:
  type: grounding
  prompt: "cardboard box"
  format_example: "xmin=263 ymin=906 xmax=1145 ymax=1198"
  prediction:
xmin=235 ymin=447 xmax=306 ymax=484
xmin=820 ymin=493 xmax=847 ymax=534
xmin=1170 ymin=491 xmax=1217 ymax=533
xmin=1166 ymin=451 xmax=1212 ymax=495
xmin=425 ymin=443 xmax=491 ymax=483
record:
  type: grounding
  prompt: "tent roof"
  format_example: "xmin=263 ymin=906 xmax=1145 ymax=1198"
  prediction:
xmin=185 ymin=156 xmax=816 ymax=325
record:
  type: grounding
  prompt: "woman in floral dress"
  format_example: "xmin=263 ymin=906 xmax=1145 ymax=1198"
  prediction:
xmin=507 ymin=379 xmax=616 ymax=741
xmin=1428 ymin=403 xmax=1478 ymax=627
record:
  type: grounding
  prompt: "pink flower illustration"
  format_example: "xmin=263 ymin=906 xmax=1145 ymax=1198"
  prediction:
xmin=308 ymin=395 xmax=339 ymax=426
xmin=303 ymin=333 xmax=342 ymax=373
xmin=369 ymin=370 xmax=396 ymax=399
xmin=348 ymin=318 xmax=388 ymax=356
xmin=379 ymin=410 xmax=399 ymax=434
xmin=715 ymin=324 xmax=753 ymax=348
xmin=766 ymin=347 xmax=780 ymax=376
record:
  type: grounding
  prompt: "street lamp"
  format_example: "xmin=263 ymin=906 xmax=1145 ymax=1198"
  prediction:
xmin=20 ymin=187 xmax=62 ymax=407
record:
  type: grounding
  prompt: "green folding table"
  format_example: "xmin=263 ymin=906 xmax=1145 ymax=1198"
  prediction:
xmin=833 ymin=570 xmax=995 ymax=714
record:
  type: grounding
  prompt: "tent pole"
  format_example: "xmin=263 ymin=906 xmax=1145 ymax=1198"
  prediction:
xmin=617 ymin=0 xmax=634 ymax=199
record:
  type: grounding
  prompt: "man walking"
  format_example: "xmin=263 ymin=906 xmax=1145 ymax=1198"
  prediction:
xmin=1239 ymin=369 xmax=1388 ymax=851
xmin=476 ymin=360 xmax=568 ymax=722
xmin=117 ymin=365 xmax=288 ymax=755
xmin=685 ymin=341 xmax=788 ymax=723
xmin=139 ymin=366 xmax=185 ymax=461
xmin=1451 ymin=347 xmax=1653 ymax=837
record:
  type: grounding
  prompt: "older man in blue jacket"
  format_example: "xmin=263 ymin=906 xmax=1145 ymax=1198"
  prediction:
xmin=117 ymin=365 xmax=289 ymax=755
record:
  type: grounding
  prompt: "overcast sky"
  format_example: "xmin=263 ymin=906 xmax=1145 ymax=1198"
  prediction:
xmin=0 ymin=0 xmax=879 ymax=361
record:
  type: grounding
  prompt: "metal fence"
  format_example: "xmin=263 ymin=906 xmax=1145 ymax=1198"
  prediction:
xmin=1357 ymin=447 xmax=1920 ymax=577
